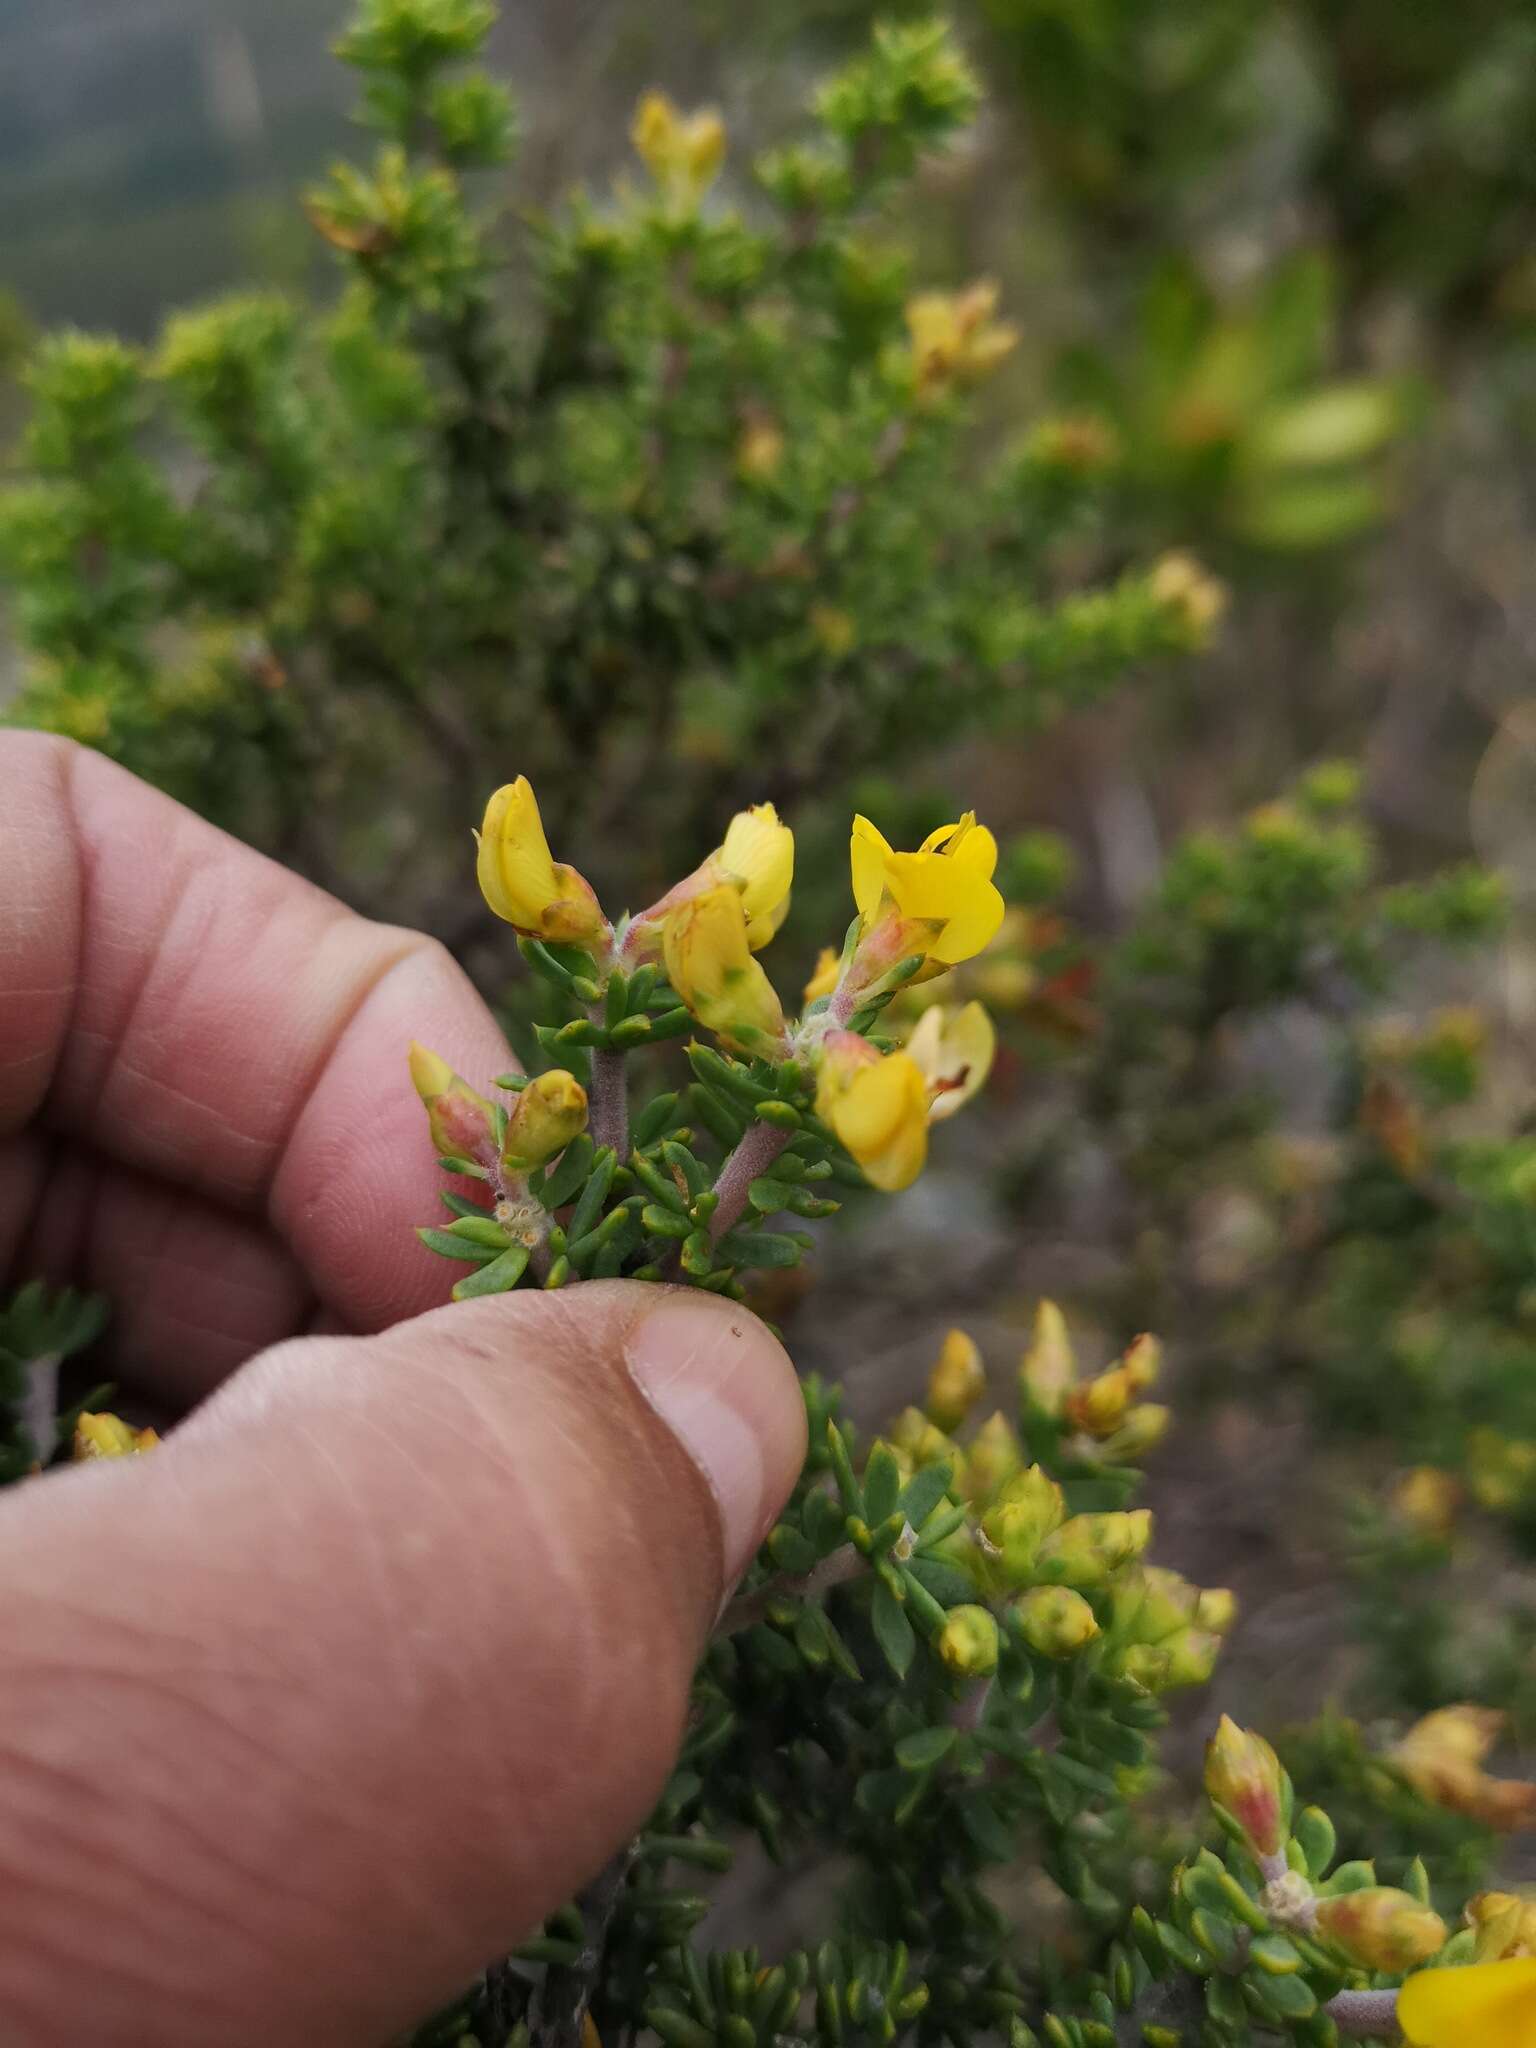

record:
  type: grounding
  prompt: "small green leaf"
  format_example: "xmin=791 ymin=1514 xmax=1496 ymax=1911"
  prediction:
xmin=871 ymin=1578 xmax=915 ymax=1677
xmin=417 ymin=1227 xmax=499 ymax=1263
xmin=895 ymin=1726 xmax=957 ymax=1772
xmin=451 ymin=1245 xmax=531 ymax=1299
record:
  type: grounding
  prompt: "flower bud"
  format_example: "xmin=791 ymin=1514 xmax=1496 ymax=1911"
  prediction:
xmin=1392 ymin=1705 xmax=1536 ymax=1831
xmin=73 ymin=1411 xmax=159 ymax=1459
xmin=475 ymin=778 xmax=609 ymax=953
xmin=979 ymin=1465 xmax=1065 ymax=1580
xmin=1034 ymin=1509 xmax=1152 ymax=1588
xmin=1020 ymin=1300 xmax=1076 ymax=1415
xmin=409 ymin=1042 xmax=499 ymax=1170
xmin=1096 ymin=1404 xmax=1172 ymax=1464
xmin=888 ymin=1405 xmax=957 ymax=1471
xmin=937 ymin=1604 xmax=1000 ymax=1678
xmin=926 ymin=1328 xmax=986 ymax=1432
xmin=814 ymin=1033 xmax=930 ymax=1192
xmin=1203 ymin=1716 xmax=1285 ymax=1858
xmin=1014 ymin=1585 xmax=1099 ymax=1658
xmin=664 ymin=885 xmax=789 ymax=1059
xmin=960 ymin=1411 xmax=1023 ymax=1503
xmin=1314 ymin=1888 xmax=1446 ymax=1972
xmin=502 ymin=1069 xmax=589 ymax=1173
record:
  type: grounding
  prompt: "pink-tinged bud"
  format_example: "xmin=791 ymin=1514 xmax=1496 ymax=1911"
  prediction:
xmin=409 ymin=1042 xmax=499 ymax=1170
xmin=1204 ymin=1716 xmax=1285 ymax=1858
xmin=1314 ymin=1888 xmax=1447 ymax=1973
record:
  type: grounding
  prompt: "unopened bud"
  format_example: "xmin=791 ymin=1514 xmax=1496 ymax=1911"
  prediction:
xmin=1393 ymin=1466 xmax=1461 ymax=1540
xmin=1204 ymin=1716 xmax=1285 ymax=1858
xmin=926 ymin=1328 xmax=986 ymax=1431
xmin=979 ymin=1465 xmax=1065 ymax=1582
xmin=1314 ymin=1888 xmax=1446 ymax=1972
xmin=1014 ymin=1585 xmax=1099 ymax=1658
xmin=1020 ymin=1300 xmax=1075 ymax=1414
xmin=1035 ymin=1509 xmax=1152 ymax=1588
xmin=961 ymin=1411 xmax=1022 ymax=1502
xmin=1097 ymin=1403 xmax=1171 ymax=1463
xmin=937 ymin=1603 xmax=1000 ymax=1678
xmin=409 ymin=1042 xmax=499 ymax=1169
xmin=502 ymin=1068 xmax=589 ymax=1171
xmin=888 ymin=1405 xmax=957 ymax=1471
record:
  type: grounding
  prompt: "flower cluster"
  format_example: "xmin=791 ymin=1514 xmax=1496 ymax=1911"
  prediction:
xmin=412 ymin=779 xmax=1006 ymax=1300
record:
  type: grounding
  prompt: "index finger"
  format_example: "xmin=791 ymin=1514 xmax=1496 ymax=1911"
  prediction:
xmin=0 ymin=732 xmax=514 ymax=1337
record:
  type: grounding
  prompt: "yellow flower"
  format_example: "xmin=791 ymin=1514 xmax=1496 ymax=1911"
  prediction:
xmin=502 ymin=1069 xmax=588 ymax=1173
xmin=1399 ymin=1959 xmax=1536 ymax=2048
xmin=904 ymin=281 xmax=1018 ymax=396
xmin=925 ymin=1328 xmax=986 ymax=1431
xmin=631 ymin=91 xmax=726 ymax=208
xmin=736 ymin=416 xmax=784 ymax=480
xmin=814 ymin=1031 xmax=930 ymax=1191
xmin=635 ymin=803 xmax=794 ymax=957
xmin=409 ymin=1042 xmax=498 ymax=1170
xmin=803 ymin=946 xmax=842 ymax=1005
xmin=475 ymin=779 xmax=609 ymax=953
xmin=1392 ymin=1705 xmax=1536 ymax=1831
xmin=905 ymin=1001 xmax=996 ymax=1122
xmin=73 ymin=1412 xmax=160 ymax=1459
xmin=850 ymin=811 xmax=1006 ymax=979
xmin=663 ymin=884 xmax=789 ymax=1058
xmin=1393 ymin=1466 xmax=1461 ymax=1540
xmin=1065 ymin=1334 xmax=1161 ymax=1438
xmin=1467 ymin=1892 xmax=1536 ymax=1962
xmin=1149 ymin=550 xmax=1228 ymax=641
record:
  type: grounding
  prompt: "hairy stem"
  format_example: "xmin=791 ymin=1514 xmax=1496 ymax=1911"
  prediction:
xmin=1325 ymin=1988 xmax=1400 ymax=2040
xmin=587 ymin=1046 xmax=629 ymax=1160
xmin=19 ymin=1353 xmax=61 ymax=1465
xmin=716 ymin=1543 xmax=866 ymax=1636
xmin=708 ymin=1122 xmax=794 ymax=1243
xmin=526 ymin=1840 xmax=639 ymax=2048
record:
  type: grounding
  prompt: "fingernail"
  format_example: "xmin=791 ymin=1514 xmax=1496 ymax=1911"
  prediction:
xmin=626 ymin=1293 xmax=805 ymax=1582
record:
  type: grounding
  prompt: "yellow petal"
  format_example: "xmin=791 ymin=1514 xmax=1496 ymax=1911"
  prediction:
xmin=1399 ymin=1959 xmax=1536 ymax=2047
xmin=850 ymin=814 xmax=895 ymax=924
xmin=907 ymin=1001 xmax=996 ymax=1122
xmin=477 ymin=777 xmax=559 ymax=927
xmin=803 ymin=946 xmax=842 ymax=1005
xmin=663 ymin=885 xmax=787 ymax=1056
xmin=825 ymin=1051 xmax=930 ymax=1192
xmin=718 ymin=802 xmax=794 ymax=943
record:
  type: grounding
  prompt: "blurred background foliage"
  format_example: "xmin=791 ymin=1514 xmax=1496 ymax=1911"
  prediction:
xmin=8 ymin=0 xmax=1536 ymax=1952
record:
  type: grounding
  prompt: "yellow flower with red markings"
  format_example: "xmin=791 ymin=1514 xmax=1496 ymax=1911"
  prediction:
xmin=905 ymin=1001 xmax=996 ymax=1122
xmin=1203 ymin=1716 xmax=1285 ymax=1859
xmin=850 ymin=812 xmax=1005 ymax=985
xmin=904 ymin=281 xmax=1018 ymax=397
xmin=475 ymin=778 xmax=609 ymax=953
xmin=1315 ymin=1888 xmax=1446 ymax=1973
xmin=814 ymin=1031 xmax=930 ymax=1192
xmin=663 ymin=884 xmax=789 ymax=1058
xmin=1399 ymin=1959 xmax=1536 ymax=2048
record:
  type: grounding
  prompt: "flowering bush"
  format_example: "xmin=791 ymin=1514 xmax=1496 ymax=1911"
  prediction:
xmin=0 ymin=0 xmax=1206 ymax=964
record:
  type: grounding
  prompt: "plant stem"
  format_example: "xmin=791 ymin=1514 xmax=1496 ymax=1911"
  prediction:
xmin=587 ymin=1045 xmax=629 ymax=1159
xmin=708 ymin=1122 xmax=794 ymax=1243
xmin=20 ymin=1353 xmax=61 ymax=1465
xmin=716 ymin=1543 xmax=866 ymax=1636
xmin=525 ymin=1840 xmax=639 ymax=2048
xmin=1324 ymin=1988 xmax=1401 ymax=2040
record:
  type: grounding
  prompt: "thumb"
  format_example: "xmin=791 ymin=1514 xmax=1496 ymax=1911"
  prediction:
xmin=0 ymin=1281 xmax=806 ymax=2047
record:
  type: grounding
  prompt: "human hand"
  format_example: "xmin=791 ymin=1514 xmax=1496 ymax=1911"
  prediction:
xmin=0 ymin=734 xmax=806 ymax=2045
